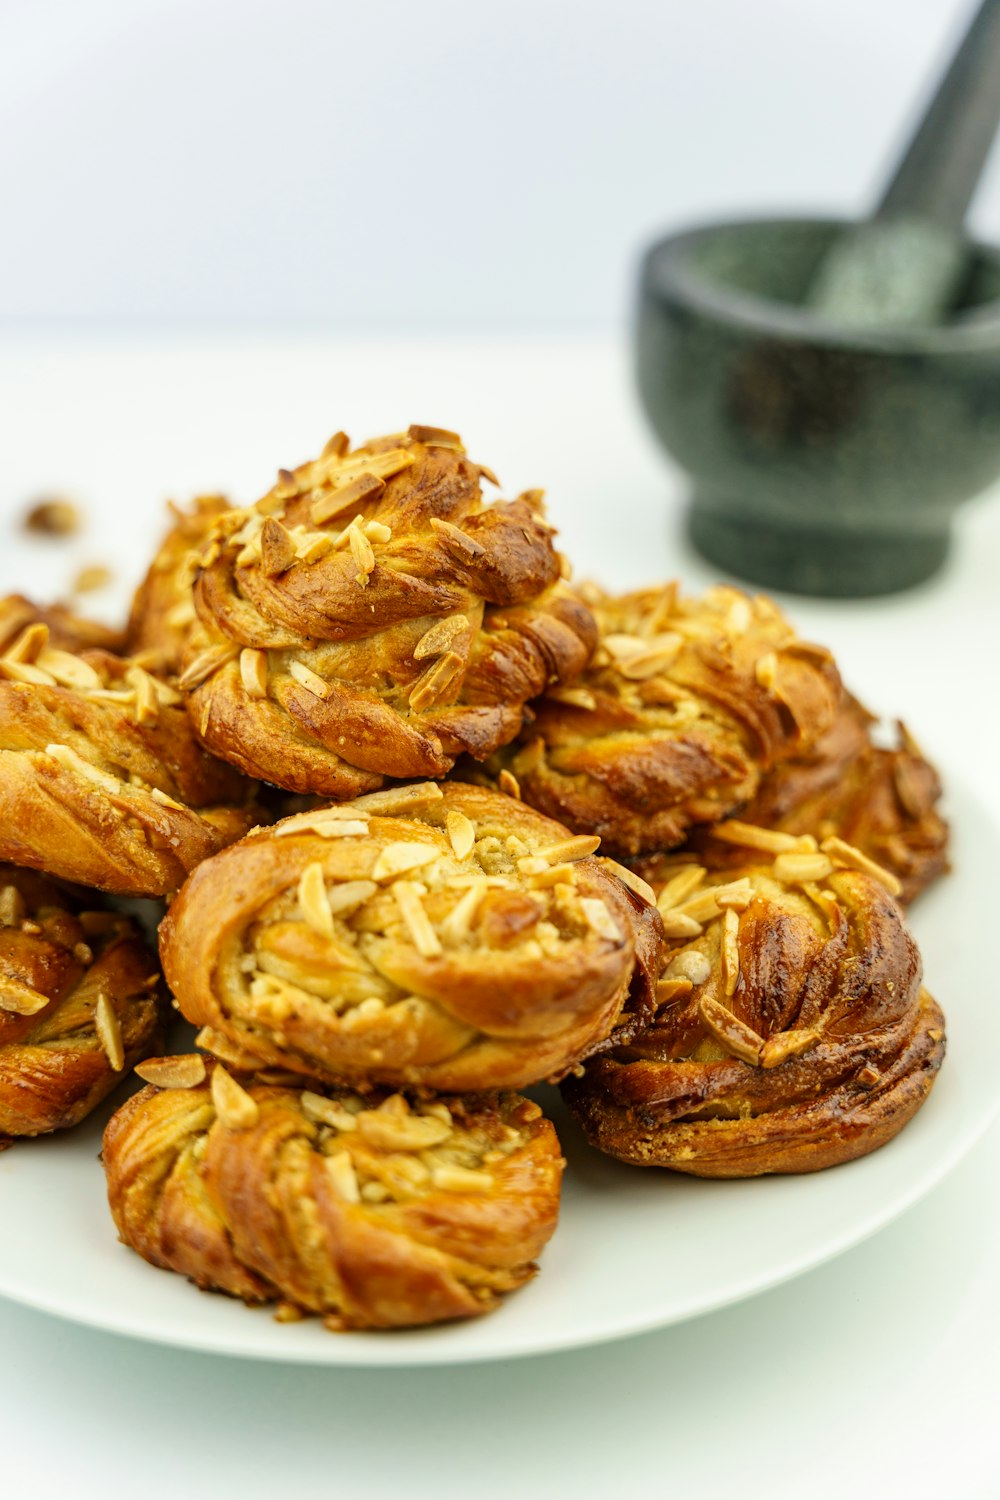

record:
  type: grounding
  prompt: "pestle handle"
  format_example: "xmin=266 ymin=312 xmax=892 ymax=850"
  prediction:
xmin=807 ymin=0 xmax=1000 ymax=327
xmin=878 ymin=0 xmax=1000 ymax=229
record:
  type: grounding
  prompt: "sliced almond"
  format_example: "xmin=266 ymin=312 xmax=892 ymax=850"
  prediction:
xmin=709 ymin=821 xmax=813 ymax=855
xmin=239 ymin=647 xmax=269 ymax=699
xmin=772 ymin=851 xmax=834 ymax=885
xmin=325 ymin=1150 xmax=361 ymax=1203
xmin=260 ymin=517 xmax=297 ymax=574
xmin=392 ymin=881 xmax=443 ymax=957
xmin=0 ymin=976 xmax=50 ymax=1015
xmin=301 ymin=1092 xmax=358 ymax=1131
xmin=580 ymin=897 xmax=622 ymax=943
xmin=135 ymin=1054 xmax=207 ymax=1090
xmin=599 ymin=859 xmax=655 ymax=906
xmin=446 ymin=810 xmax=476 ymax=861
xmin=94 ymin=993 xmax=125 ymax=1071
xmin=413 ymin=615 xmax=469 ymax=660
xmin=298 ymin=861 xmax=334 ymax=937
xmin=430 ymin=1164 xmax=494 ymax=1194
xmin=820 ymin=836 xmax=902 ymax=898
xmin=655 ymin=866 xmax=707 ymax=913
xmin=211 ymin=1065 xmax=259 ymax=1130
xmin=44 ymin=743 xmax=120 ymax=793
xmin=372 ymin=841 xmax=440 ymax=882
xmin=288 ymin=659 xmax=332 ymax=699
xmin=699 ymin=994 xmax=761 ymax=1065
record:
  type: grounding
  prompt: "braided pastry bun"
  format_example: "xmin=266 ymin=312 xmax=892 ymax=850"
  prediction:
xmin=1 ymin=593 xmax=125 ymax=657
xmin=562 ymin=826 xmax=945 ymax=1176
xmin=127 ymin=494 xmax=232 ymax=673
xmin=493 ymin=582 xmax=841 ymax=857
xmin=0 ymin=866 xmax=165 ymax=1141
xmin=0 ymin=619 xmax=260 ymax=896
xmin=174 ymin=425 xmax=596 ymax=795
xmin=104 ymin=1064 xmax=563 ymax=1330
xmin=160 ymin=782 xmax=662 ymax=1093
xmin=679 ymin=695 xmax=949 ymax=904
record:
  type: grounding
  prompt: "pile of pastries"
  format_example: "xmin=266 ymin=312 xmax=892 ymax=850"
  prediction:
xmin=1 ymin=424 xmax=949 ymax=1333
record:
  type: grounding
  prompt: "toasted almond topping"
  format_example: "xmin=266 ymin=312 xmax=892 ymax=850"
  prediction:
xmin=288 ymin=659 xmax=332 ymax=699
xmin=273 ymin=814 xmax=370 ymax=839
xmin=211 ymin=1066 xmax=259 ymax=1130
xmin=325 ymin=1150 xmax=361 ymax=1203
xmin=857 ymin=1062 xmax=881 ymax=1087
xmin=714 ymin=879 xmax=755 ymax=911
xmin=615 ymin=634 xmax=685 ymax=680
xmin=298 ymin=861 xmax=335 ymax=937
xmin=94 ymin=993 xmax=124 ymax=1071
xmin=44 ymin=742 xmax=120 ymax=793
xmin=4 ymin=622 xmax=50 ymax=663
xmin=672 ymin=890 xmax=722 ymax=924
xmin=347 ymin=519 xmax=376 ymax=586
xmin=364 ymin=519 xmax=392 ymax=543
xmin=599 ymin=859 xmax=655 ymax=906
xmin=430 ymin=1164 xmax=494 ymax=1194
xmin=135 ymin=1054 xmax=207 ymax=1089
xmin=655 ymin=976 xmax=693 ymax=1004
xmin=497 ymin=769 xmax=521 ymax=800
xmin=407 ymin=423 xmax=465 ymax=450
xmin=820 ymin=836 xmax=903 ymax=897
xmin=655 ymin=866 xmax=707 ymax=913
xmin=311 ymin=472 xmax=386 ymax=526
xmin=149 ymin=786 xmax=186 ymax=810
xmin=760 ymin=1028 xmax=822 ymax=1069
xmin=440 ymin=883 xmax=487 ymax=944
xmin=0 ymin=655 xmax=57 ymax=686
xmin=0 ymin=975 xmax=50 ymax=1015
xmin=665 ymin=949 xmax=712 ymax=985
xmin=535 ymin=834 xmax=601 ymax=864
xmin=772 ymin=851 xmax=835 ymax=885
xmin=392 ymin=881 xmax=443 ymax=957
xmin=163 ymin=598 xmax=198 ymax=629
xmin=372 ymin=841 xmax=440 ymax=882
xmin=259 ymin=516 xmax=297 ymax=574
xmin=721 ymin=908 xmax=741 ymax=996
xmin=125 ymin=665 xmax=159 ymax=724
xmin=661 ymin=911 xmax=703 ymax=939
xmin=36 ymin=647 xmax=103 ymax=691
xmin=301 ymin=1092 xmax=358 ymax=1130
xmin=525 ymin=861 xmax=577 ymax=889
xmin=580 ymin=896 xmax=622 ymax=943
xmin=413 ymin=615 xmax=469 ymax=661
xmin=446 ymin=810 xmax=476 ymax=860
xmin=0 ymin=885 xmax=26 ymax=926
xmin=322 ymin=430 xmax=350 ymax=459
xmin=408 ymin=650 xmax=464 ymax=712
xmin=429 ymin=516 xmax=485 ymax=557
xmin=357 ymin=1107 xmax=451 ymax=1152
xmin=24 ymin=498 xmax=80 ymax=535
xmin=755 ymin=651 xmax=778 ymax=690
xmin=699 ymin=994 xmax=761 ymax=1064
xmin=348 ymin=782 xmax=444 ymax=815
xmin=292 ymin=529 xmax=333 ymax=564
xmin=177 ymin=642 xmax=239 ymax=691
xmin=708 ymin=820 xmax=812 ymax=855
xmin=73 ymin=564 xmax=112 ymax=594
xmin=725 ymin=597 xmax=753 ymax=634
xmin=361 ymin=1181 xmax=391 ymax=1204
xmin=546 ymin=685 xmax=597 ymax=711
xmin=325 ymin=879 xmax=377 ymax=915
xmin=239 ymin=647 xmax=269 ymax=699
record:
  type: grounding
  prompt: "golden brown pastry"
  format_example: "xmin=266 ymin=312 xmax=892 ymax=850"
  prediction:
xmin=160 ymin=781 xmax=662 ymax=1092
xmin=0 ymin=618 xmax=260 ymax=896
xmin=562 ymin=824 xmax=945 ymax=1176
xmin=679 ymin=695 xmax=949 ymax=903
xmin=493 ymin=582 xmax=841 ymax=857
xmin=0 ymin=593 xmax=124 ymax=656
xmin=104 ymin=1064 xmax=563 ymax=1330
xmin=126 ymin=494 xmax=233 ymax=672
xmin=171 ymin=425 xmax=596 ymax=795
xmin=0 ymin=865 xmax=165 ymax=1142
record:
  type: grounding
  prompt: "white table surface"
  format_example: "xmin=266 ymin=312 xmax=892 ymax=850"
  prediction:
xmin=1 ymin=335 xmax=998 ymax=1500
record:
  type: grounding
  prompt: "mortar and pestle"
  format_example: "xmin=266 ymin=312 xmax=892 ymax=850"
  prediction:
xmin=636 ymin=0 xmax=1000 ymax=596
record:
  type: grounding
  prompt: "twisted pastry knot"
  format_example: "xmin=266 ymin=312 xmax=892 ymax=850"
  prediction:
xmin=0 ymin=865 xmax=165 ymax=1141
xmin=562 ymin=825 xmax=945 ymax=1176
xmin=172 ymin=425 xmax=597 ymax=795
xmin=126 ymin=494 xmax=232 ymax=673
xmin=103 ymin=1068 xmax=563 ymax=1330
xmin=0 ymin=618 xmax=260 ymax=895
xmin=160 ymin=782 xmax=662 ymax=1094
xmin=1 ymin=593 xmax=124 ymax=657
xmin=682 ymin=694 xmax=948 ymax=904
xmin=496 ymin=582 xmax=842 ymax=856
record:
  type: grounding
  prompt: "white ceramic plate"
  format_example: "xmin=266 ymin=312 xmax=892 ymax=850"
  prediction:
xmin=0 ymin=781 xmax=996 ymax=1365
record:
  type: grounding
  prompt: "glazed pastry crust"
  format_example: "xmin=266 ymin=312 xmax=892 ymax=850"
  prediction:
xmin=496 ymin=583 xmax=841 ymax=857
xmin=0 ymin=866 xmax=165 ymax=1140
xmin=104 ymin=1071 xmax=564 ymax=1330
xmin=172 ymin=427 xmax=596 ymax=795
xmin=160 ymin=782 xmax=662 ymax=1092
xmin=682 ymin=695 xmax=949 ymax=903
xmin=562 ymin=842 xmax=945 ymax=1176
xmin=0 ymin=622 xmax=260 ymax=896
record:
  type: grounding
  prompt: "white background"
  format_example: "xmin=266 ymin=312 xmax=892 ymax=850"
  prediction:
xmin=2 ymin=0 xmax=999 ymax=330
